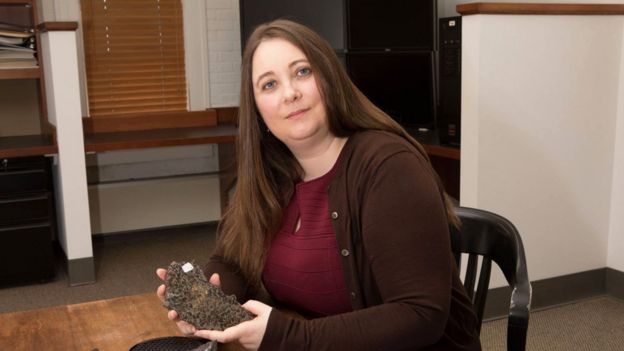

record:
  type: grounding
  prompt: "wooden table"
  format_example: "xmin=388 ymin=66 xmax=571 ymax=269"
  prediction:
xmin=0 ymin=293 xmax=244 ymax=351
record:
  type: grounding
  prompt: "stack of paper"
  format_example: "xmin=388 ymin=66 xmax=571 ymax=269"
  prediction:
xmin=0 ymin=22 xmax=37 ymax=69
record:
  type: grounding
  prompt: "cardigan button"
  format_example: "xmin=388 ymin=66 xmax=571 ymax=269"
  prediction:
xmin=350 ymin=291 xmax=357 ymax=299
xmin=331 ymin=211 xmax=339 ymax=219
xmin=341 ymin=249 xmax=350 ymax=257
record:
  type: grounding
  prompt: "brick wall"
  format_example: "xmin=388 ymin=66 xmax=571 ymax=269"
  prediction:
xmin=206 ymin=0 xmax=242 ymax=107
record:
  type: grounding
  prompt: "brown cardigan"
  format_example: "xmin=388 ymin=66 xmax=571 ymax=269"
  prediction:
xmin=206 ymin=130 xmax=481 ymax=351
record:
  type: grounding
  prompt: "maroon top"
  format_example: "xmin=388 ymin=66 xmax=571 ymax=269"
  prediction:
xmin=262 ymin=163 xmax=352 ymax=317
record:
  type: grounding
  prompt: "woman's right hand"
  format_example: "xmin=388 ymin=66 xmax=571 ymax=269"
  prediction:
xmin=156 ymin=268 xmax=222 ymax=335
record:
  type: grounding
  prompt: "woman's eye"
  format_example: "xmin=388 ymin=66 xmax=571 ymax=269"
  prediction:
xmin=262 ymin=80 xmax=276 ymax=90
xmin=297 ymin=67 xmax=311 ymax=76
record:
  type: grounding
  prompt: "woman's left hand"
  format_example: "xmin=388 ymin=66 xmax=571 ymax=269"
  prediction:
xmin=194 ymin=300 xmax=272 ymax=351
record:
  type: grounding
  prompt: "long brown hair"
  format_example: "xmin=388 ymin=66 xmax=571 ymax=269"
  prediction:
xmin=216 ymin=19 xmax=459 ymax=293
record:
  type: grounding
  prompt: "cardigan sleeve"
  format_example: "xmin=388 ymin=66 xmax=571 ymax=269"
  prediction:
xmin=259 ymin=150 xmax=454 ymax=351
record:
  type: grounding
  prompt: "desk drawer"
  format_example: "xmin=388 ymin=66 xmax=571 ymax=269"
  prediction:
xmin=0 ymin=169 xmax=48 ymax=195
xmin=0 ymin=194 xmax=51 ymax=224
xmin=0 ymin=222 xmax=55 ymax=285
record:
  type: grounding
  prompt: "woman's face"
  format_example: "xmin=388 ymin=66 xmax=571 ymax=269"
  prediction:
xmin=251 ymin=38 xmax=329 ymax=149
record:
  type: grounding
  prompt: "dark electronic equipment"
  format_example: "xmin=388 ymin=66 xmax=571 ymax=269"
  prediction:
xmin=239 ymin=0 xmax=345 ymax=50
xmin=437 ymin=16 xmax=462 ymax=145
xmin=347 ymin=0 xmax=436 ymax=51
xmin=347 ymin=52 xmax=436 ymax=128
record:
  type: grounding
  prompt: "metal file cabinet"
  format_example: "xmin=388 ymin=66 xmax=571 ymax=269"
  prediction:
xmin=0 ymin=156 xmax=56 ymax=285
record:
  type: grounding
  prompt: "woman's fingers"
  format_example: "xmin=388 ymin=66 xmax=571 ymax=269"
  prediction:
xmin=168 ymin=309 xmax=179 ymax=321
xmin=157 ymin=284 xmax=166 ymax=302
xmin=208 ymin=273 xmax=221 ymax=287
xmin=195 ymin=325 xmax=242 ymax=344
xmin=193 ymin=300 xmax=271 ymax=349
xmin=176 ymin=320 xmax=197 ymax=335
xmin=241 ymin=300 xmax=267 ymax=315
xmin=156 ymin=268 xmax=167 ymax=280
xmin=156 ymin=269 xmax=168 ymax=302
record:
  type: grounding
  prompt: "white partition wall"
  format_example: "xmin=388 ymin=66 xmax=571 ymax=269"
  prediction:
xmin=40 ymin=28 xmax=95 ymax=285
xmin=608 ymin=34 xmax=624 ymax=272
xmin=460 ymin=9 xmax=624 ymax=288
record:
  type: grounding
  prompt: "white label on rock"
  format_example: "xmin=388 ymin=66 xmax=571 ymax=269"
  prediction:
xmin=182 ymin=262 xmax=194 ymax=273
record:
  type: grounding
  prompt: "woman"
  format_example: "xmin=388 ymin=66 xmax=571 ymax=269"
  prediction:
xmin=157 ymin=19 xmax=481 ymax=351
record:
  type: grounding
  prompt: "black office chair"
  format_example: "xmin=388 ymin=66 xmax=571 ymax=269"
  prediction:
xmin=450 ymin=206 xmax=531 ymax=351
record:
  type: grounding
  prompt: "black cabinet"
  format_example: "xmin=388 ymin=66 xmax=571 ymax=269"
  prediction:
xmin=0 ymin=156 xmax=56 ymax=285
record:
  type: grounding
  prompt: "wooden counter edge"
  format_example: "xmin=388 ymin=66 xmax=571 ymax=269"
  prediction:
xmin=457 ymin=3 xmax=624 ymax=16
xmin=38 ymin=22 xmax=79 ymax=32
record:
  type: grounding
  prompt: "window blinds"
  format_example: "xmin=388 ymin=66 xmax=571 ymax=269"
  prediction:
xmin=81 ymin=0 xmax=187 ymax=118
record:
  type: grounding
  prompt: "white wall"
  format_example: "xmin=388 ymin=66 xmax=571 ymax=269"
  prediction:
xmin=89 ymin=175 xmax=221 ymax=234
xmin=461 ymin=13 xmax=624 ymax=286
xmin=85 ymin=145 xmax=221 ymax=233
xmin=40 ymin=30 xmax=93 ymax=260
xmin=608 ymin=32 xmax=624 ymax=272
xmin=206 ymin=0 xmax=242 ymax=107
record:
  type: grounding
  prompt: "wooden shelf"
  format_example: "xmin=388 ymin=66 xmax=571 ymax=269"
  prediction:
xmin=0 ymin=67 xmax=40 ymax=80
xmin=84 ymin=124 xmax=238 ymax=152
xmin=409 ymin=129 xmax=460 ymax=160
xmin=0 ymin=0 xmax=35 ymax=5
xmin=457 ymin=3 xmax=624 ymax=16
xmin=423 ymin=144 xmax=460 ymax=160
xmin=0 ymin=134 xmax=57 ymax=158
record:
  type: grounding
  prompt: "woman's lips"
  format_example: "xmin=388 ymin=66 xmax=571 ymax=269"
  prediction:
xmin=286 ymin=108 xmax=308 ymax=119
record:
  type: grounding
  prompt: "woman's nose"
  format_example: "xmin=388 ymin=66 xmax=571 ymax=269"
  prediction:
xmin=283 ymin=82 xmax=302 ymax=102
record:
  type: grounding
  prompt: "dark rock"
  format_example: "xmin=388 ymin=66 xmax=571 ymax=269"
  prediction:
xmin=163 ymin=261 xmax=254 ymax=331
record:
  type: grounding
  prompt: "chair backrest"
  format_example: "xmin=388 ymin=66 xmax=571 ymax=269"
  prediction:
xmin=450 ymin=206 xmax=531 ymax=351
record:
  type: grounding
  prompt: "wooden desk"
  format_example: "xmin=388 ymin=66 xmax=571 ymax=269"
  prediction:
xmin=0 ymin=293 xmax=259 ymax=351
xmin=80 ymin=121 xmax=459 ymax=211
xmin=83 ymin=124 xmax=237 ymax=153
xmin=409 ymin=129 xmax=461 ymax=200
xmin=0 ymin=134 xmax=57 ymax=158
xmin=0 ymin=294 xmax=182 ymax=351
xmin=83 ymin=123 xmax=239 ymax=215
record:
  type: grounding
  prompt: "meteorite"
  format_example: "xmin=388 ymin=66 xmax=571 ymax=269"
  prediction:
xmin=163 ymin=261 xmax=254 ymax=330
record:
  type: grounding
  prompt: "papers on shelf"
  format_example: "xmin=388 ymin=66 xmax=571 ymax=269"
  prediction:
xmin=0 ymin=29 xmax=34 ymax=38
xmin=0 ymin=22 xmax=37 ymax=69
xmin=0 ymin=36 xmax=25 ymax=45
xmin=0 ymin=60 xmax=37 ymax=69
